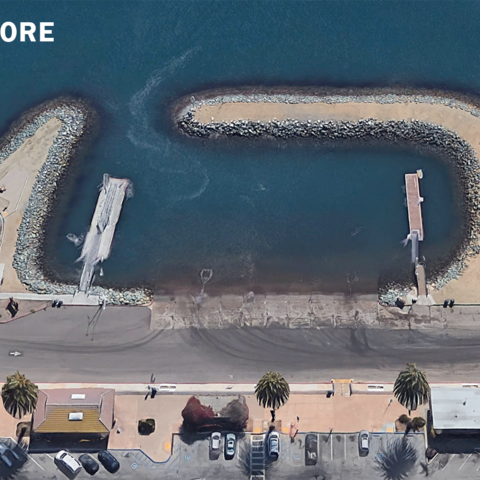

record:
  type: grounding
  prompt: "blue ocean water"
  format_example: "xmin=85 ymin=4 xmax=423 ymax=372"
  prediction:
xmin=0 ymin=0 xmax=478 ymax=293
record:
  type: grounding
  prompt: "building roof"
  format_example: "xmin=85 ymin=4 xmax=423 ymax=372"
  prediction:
xmin=32 ymin=388 xmax=114 ymax=434
xmin=431 ymin=387 xmax=480 ymax=430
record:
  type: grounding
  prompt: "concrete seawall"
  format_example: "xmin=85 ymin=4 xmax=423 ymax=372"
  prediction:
xmin=175 ymin=88 xmax=480 ymax=304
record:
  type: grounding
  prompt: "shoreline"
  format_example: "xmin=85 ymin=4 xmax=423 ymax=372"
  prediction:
xmin=0 ymin=99 xmax=151 ymax=305
xmin=174 ymin=87 xmax=480 ymax=304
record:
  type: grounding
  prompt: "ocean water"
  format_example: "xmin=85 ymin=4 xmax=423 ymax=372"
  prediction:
xmin=0 ymin=0 xmax=478 ymax=294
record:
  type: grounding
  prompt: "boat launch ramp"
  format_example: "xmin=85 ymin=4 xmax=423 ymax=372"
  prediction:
xmin=78 ymin=174 xmax=130 ymax=293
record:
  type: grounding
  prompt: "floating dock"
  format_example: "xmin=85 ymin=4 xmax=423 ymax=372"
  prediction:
xmin=405 ymin=172 xmax=424 ymax=241
xmin=78 ymin=174 xmax=130 ymax=293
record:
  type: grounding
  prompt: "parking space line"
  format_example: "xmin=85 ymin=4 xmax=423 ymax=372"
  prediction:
xmin=476 ymin=464 xmax=480 ymax=471
xmin=46 ymin=454 xmax=54 ymax=460
xmin=344 ymin=436 xmax=346 ymax=461
xmin=459 ymin=454 xmax=472 ymax=470
xmin=442 ymin=454 xmax=455 ymax=471
xmin=330 ymin=437 xmax=333 ymax=460
xmin=27 ymin=454 xmax=45 ymax=471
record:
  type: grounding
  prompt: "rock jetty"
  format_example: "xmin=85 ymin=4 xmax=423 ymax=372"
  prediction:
xmin=0 ymin=99 xmax=151 ymax=305
xmin=175 ymin=88 xmax=480 ymax=305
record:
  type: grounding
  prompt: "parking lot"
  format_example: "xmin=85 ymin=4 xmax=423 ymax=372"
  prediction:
xmin=0 ymin=435 xmax=247 ymax=480
xmin=427 ymin=452 xmax=480 ymax=479
xmin=0 ymin=437 xmax=153 ymax=480
xmin=269 ymin=432 xmax=426 ymax=479
xmin=10 ymin=433 xmax=480 ymax=480
xmin=1 ymin=433 xmax=425 ymax=480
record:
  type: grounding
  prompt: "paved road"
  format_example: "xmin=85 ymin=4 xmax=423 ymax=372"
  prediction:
xmin=0 ymin=305 xmax=480 ymax=383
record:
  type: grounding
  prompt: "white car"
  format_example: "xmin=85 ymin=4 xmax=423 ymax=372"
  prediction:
xmin=268 ymin=431 xmax=280 ymax=458
xmin=55 ymin=450 xmax=82 ymax=475
xmin=225 ymin=433 xmax=236 ymax=459
xmin=358 ymin=430 xmax=370 ymax=455
xmin=210 ymin=432 xmax=221 ymax=451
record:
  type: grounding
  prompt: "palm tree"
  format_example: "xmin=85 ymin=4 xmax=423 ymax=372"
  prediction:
xmin=375 ymin=436 xmax=417 ymax=480
xmin=255 ymin=372 xmax=290 ymax=422
xmin=393 ymin=364 xmax=430 ymax=413
xmin=1 ymin=371 xmax=38 ymax=418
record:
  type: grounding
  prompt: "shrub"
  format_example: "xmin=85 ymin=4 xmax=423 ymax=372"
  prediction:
xmin=181 ymin=396 xmax=214 ymax=429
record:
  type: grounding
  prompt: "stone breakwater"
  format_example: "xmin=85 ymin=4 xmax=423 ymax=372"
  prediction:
xmin=0 ymin=99 xmax=151 ymax=306
xmin=176 ymin=89 xmax=480 ymax=305
xmin=174 ymin=87 xmax=480 ymax=115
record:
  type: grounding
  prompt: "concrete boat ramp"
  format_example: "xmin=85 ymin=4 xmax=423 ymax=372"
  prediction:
xmin=78 ymin=174 xmax=130 ymax=293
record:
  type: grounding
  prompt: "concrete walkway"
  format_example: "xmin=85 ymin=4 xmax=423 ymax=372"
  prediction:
xmin=0 ymin=292 xmax=100 ymax=306
xmin=30 ymin=381 xmax=479 ymax=395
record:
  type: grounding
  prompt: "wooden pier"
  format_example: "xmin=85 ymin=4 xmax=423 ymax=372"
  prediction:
xmin=405 ymin=173 xmax=424 ymax=241
xmin=405 ymin=171 xmax=430 ymax=301
xmin=78 ymin=174 xmax=130 ymax=293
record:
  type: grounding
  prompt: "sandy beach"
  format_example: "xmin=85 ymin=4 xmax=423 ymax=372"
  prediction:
xmin=188 ymin=96 xmax=480 ymax=303
xmin=0 ymin=118 xmax=61 ymax=292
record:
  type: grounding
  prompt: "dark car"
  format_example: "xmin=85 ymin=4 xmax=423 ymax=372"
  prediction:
xmin=0 ymin=442 xmax=21 ymax=469
xmin=98 ymin=450 xmax=120 ymax=474
xmin=305 ymin=434 xmax=318 ymax=466
xmin=79 ymin=454 xmax=99 ymax=475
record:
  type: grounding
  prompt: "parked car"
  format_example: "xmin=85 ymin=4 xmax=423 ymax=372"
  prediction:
xmin=268 ymin=431 xmax=280 ymax=458
xmin=98 ymin=450 xmax=120 ymax=473
xmin=358 ymin=430 xmax=370 ymax=455
xmin=0 ymin=442 xmax=20 ymax=468
xmin=55 ymin=450 xmax=82 ymax=475
xmin=305 ymin=433 xmax=318 ymax=466
xmin=0 ymin=444 xmax=13 ymax=468
xmin=225 ymin=433 xmax=236 ymax=459
xmin=210 ymin=432 xmax=221 ymax=452
xmin=79 ymin=454 xmax=99 ymax=475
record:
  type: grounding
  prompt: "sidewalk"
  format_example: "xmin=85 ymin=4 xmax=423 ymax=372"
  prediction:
xmin=0 ymin=292 xmax=100 ymax=306
xmin=0 ymin=387 xmax=412 ymax=462
xmin=30 ymin=381 xmax=478 ymax=394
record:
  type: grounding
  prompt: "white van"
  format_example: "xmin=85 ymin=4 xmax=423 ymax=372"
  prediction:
xmin=55 ymin=450 xmax=82 ymax=475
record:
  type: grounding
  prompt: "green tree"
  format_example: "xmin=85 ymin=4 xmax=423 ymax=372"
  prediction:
xmin=1 ymin=371 xmax=38 ymax=418
xmin=393 ymin=364 xmax=430 ymax=414
xmin=375 ymin=436 xmax=417 ymax=480
xmin=405 ymin=417 xmax=426 ymax=436
xmin=255 ymin=372 xmax=290 ymax=421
